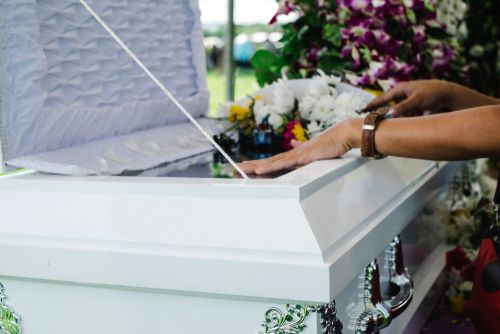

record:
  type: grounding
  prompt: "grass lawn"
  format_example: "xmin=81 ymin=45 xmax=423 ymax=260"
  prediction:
xmin=206 ymin=67 xmax=260 ymax=117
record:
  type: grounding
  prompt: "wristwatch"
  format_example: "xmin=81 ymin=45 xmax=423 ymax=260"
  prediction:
xmin=361 ymin=107 xmax=390 ymax=159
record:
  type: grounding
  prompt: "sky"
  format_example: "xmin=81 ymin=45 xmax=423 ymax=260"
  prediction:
xmin=198 ymin=0 xmax=278 ymax=25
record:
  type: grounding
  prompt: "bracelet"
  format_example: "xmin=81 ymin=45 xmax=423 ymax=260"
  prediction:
xmin=361 ymin=107 xmax=389 ymax=159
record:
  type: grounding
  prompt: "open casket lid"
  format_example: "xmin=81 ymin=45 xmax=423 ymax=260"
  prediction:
xmin=0 ymin=0 xmax=219 ymax=175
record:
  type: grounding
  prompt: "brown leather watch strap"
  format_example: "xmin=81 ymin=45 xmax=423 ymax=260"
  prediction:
xmin=361 ymin=107 xmax=390 ymax=159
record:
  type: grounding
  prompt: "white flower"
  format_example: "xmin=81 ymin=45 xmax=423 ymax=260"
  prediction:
xmin=273 ymin=79 xmax=296 ymax=114
xmin=299 ymin=95 xmax=316 ymax=119
xmin=299 ymin=72 xmax=343 ymax=124
xmin=457 ymin=281 xmax=473 ymax=293
xmin=403 ymin=0 xmax=413 ymax=7
xmin=433 ymin=48 xmax=444 ymax=58
xmin=368 ymin=61 xmax=384 ymax=78
xmin=307 ymin=121 xmax=322 ymax=136
xmin=307 ymin=71 xmax=340 ymax=98
xmin=345 ymin=72 xmax=361 ymax=86
xmin=373 ymin=0 xmax=385 ymax=8
xmin=331 ymin=92 xmax=366 ymax=123
xmin=298 ymin=72 xmax=367 ymax=131
xmin=253 ymin=100 xmax=270 ymax=125
xmin=350 ymin=0 xmax=369 ymax=10
xmin=310 ymin=95 xmax=336 ymax=126
xmin=253 ymin=100 xmax=284 ymax=130
xmin=268 ymin=111 xmax=284 ymax=130
xmin=217 ymin=102 xmax=231 ymax=118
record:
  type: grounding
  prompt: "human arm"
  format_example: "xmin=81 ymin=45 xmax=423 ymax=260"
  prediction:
xmin=365 ymin=80 xmax=500 ymax=116
xmin=239 ymin=105 xmax=500 ymax=175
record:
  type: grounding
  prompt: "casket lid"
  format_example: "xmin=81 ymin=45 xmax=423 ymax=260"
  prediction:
xmin=0 ymin=0 xmax=208 ymax=173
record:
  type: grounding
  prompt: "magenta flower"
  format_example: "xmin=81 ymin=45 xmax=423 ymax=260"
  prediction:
xmin=432 ymin=43 xmax=456 ymax=77
xmin=282 ymin=119 xmax=304 ymax=151
xmin=304 ymin=45 xmax=326 ymax=67
xmin=265 ymin=0 xmax=463 ymax=90
xmin=412 ymin=25 xmax=427 ymax=49
xmin=270 ymin=0 xmax=296 ymax=24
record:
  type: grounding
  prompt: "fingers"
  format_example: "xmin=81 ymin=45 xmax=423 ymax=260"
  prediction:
xmin=364 ymin=84 xmax=407 ymax=112
xmin=255 ymin=156 xmax=298 ymax=175
xmin=391 ymin=95 xmax=422 ymax=117
xmin=291 ymin=139 xmax=304 ymax=148
xmin=239 ymin=151 xmax=299 ymax=175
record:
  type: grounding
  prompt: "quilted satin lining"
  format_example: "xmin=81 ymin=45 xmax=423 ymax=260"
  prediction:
xmin=0 ymin=0 xmax=208 ymax=166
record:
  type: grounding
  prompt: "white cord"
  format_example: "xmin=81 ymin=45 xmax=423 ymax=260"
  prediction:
xmin=79 ymin=0 xmax=249 ymax=179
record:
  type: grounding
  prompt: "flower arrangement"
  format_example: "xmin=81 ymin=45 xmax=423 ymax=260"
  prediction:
xmin=461 ymin=0 xmax=500 ymax=95
xmin=252 ymin=0 xmax=465 ymax=91
xmin=442 ymin=161 xmax=496 ymax=314
xmin=218 ymin=72 xmax=368 ymax=151
xmin=445 ymin=246 xmax=476 ymax=314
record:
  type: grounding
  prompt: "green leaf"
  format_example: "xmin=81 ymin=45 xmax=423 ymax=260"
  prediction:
xmin=338 ymin=7 xmax=349 ymax=23
xmin=297 ymin=25 xmax=310 ymax=41
xmin=360 ymin=46 xmax=372 ymax=63
xmin=306 ymin=13 xmax=321 ymax=28
xmin=323 ymin=24 xmax=341 ymax=46
xmin=318 ymin=53 xmax=345 ymax=73
xmin=251 ymin=50 xmax=276 ymax=69
xmin=254 ymin=68 xmax=277 ymax=87
xmin=424 ymin=0 xmax=434 ymax=11
xmin=406 ymin=9 xmax=416 ymax=25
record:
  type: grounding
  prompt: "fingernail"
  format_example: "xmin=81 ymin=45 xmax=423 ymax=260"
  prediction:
xmin=386 ymin=108 xmax=396 ymax=118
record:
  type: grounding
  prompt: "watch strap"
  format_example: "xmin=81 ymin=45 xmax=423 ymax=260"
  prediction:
xmin=361 ymin=108 xmax=389 ymax=159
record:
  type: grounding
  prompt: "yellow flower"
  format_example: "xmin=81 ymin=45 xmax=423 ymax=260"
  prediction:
xmin=364 ymin=88 xmax=396 ymax=106
xmin=449 ymin=294 xmax=466 ymax=315
xmin=292 ymin=123 xmax=307 ymax=142
xmin=364 ymin=88 xmax=383 ymax=97
xmin=228 ymin=104 xmax=251 ymax=123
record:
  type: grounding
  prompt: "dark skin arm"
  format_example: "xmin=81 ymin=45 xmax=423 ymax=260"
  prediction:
xmin=240 ymin=105 xmax=500 ymax=175
xmin=365 ymin=80 xmax=500 ymax=116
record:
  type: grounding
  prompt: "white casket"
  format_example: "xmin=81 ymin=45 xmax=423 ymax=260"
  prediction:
xmin=0 ymin=1 xmax=461 ymax=333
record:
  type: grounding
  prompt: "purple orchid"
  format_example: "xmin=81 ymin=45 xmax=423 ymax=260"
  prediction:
xmin=432 ymin=43 xmax=456 ymax=77
xmin=267 ymin=0 xmax=462 ymax=90
xmin=269 ymin=0 xmax=296 ymax=24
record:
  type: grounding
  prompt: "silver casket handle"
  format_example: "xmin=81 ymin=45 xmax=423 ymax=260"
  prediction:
xmin=355 ymin=236 xmax=413 ymax=333
xmin=383 ymin=235 xmax=414 ymax=318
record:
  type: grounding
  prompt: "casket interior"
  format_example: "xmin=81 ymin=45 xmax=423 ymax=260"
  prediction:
xmin=0 ymin=0 xmax=224 ymax=176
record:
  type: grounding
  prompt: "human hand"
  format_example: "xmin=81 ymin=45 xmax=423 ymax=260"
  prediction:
xmin=239 ymin=119 xmax=362 ymax=175
xmin=364 ymin=80 xmax=453 ymax=117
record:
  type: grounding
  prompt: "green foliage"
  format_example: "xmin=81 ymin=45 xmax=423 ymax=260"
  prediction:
xmin=251 ymin=1 xmax=344 ymax=87
xmin=462 ymin=0 xmax=500 ymax=95
xmin=251 ymin=50 xmax=282 ymax=86
xmin=0 ymin=305 xmax=21 ymax=334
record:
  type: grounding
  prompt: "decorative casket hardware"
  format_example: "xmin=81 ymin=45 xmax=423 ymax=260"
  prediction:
xmin=354 ymin=236 xmax=414 ymax=334
xmin=0 ymin=282 xmax=21 ymax=334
